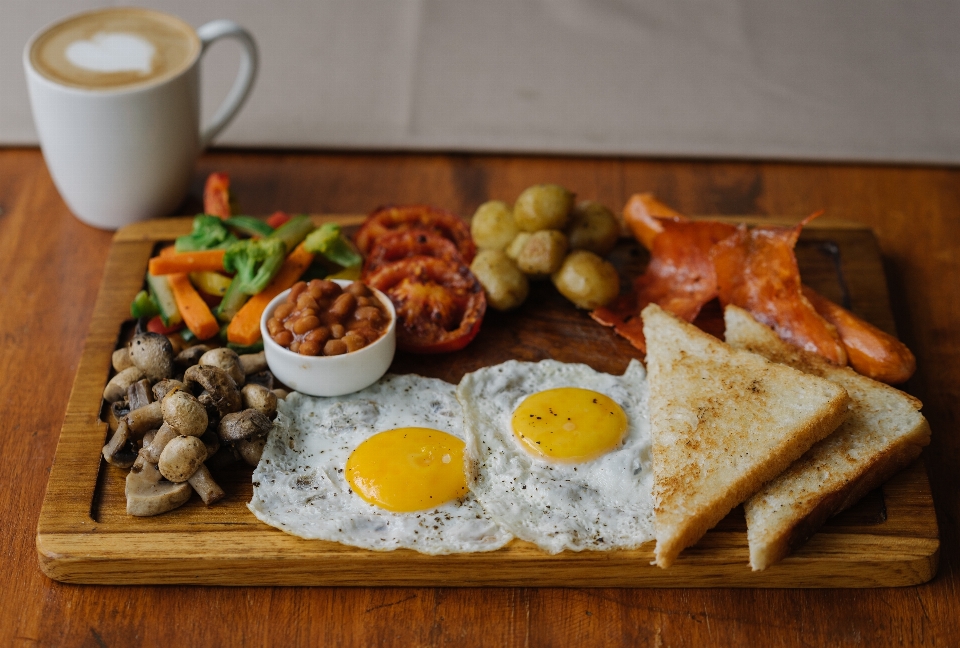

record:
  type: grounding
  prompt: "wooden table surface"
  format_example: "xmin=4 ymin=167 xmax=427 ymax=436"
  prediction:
xmin=2 ymin=147 xmax=958 ymax=646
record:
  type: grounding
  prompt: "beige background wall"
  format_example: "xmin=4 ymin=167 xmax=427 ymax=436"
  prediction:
xmin=3 ymin=0 xmax=959 ymax=163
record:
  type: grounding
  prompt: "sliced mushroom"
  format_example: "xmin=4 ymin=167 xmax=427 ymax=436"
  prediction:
xmin=125 ymin=457 xmax=192 ymax=516
xmin=245 ymin=370 xmax=275 ymax=390
xmin=218 ymin=409 xmax=273 ymax=443
xmin=184 ymin=364 xmax=242 ymax=422
xmin=273 ymin=388 xmax=290 ymax=400
xmin=126 ymin=378 xmax=154 ymax=411
xmin=112 ymin=347 xmax=135 ymax=372
xmin=161 ymin=390 xmax=208 ymax=437
xmin=238 ymin=351 xmax=268 ymax=376
xmin=199 ymin=348 xmax=245 ymax=387
xmin=159 ymin=435 xmax=207 ymax=482
xmin=102 ymin=419 xmax=138 ymax=468
xmin=103 ymin=366 xmax=145 ymax=403
xmin=174 ymin=344 xmax=210 ymax=372
xmin=241 ymin=383 xmax=278 ymax=420
xmin=103 ymin=401 xmax=162 ymax=467
xmin=128 ymin=332 xmax=175 ymax=382
xmin=237 ymin=437 xmax=267 ymax=466
xmin=152 ymin=379 xmax=186 ymax=402
xmin=107 ymin=399 xmax=130 ymax=433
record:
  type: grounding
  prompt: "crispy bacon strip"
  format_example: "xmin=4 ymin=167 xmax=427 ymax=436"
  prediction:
xmin=802 ymin=286 xmax=916 ymax=383
xmin=591 ymin=219 xmax=736 ymax=351
xmin=622 ymin=193 xmax=688 ymax=251
xmin=712 ymin=214 xmax=848 ymax=365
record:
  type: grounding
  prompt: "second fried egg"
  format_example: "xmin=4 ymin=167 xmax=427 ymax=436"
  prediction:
xmin=458 ymin=359 xmax=653 ymax=553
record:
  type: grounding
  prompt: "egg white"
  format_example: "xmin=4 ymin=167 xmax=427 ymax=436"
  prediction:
xmin=248 ymin=374 xmax=513 ymax=554
xmin=458 ymin=359 xmax=654 ymax=553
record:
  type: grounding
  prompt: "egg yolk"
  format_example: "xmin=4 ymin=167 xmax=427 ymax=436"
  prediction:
xmin=511 ymin=388 xmax=628 ymax=462
xmin=345 ymin=427 xmax=468 ymax=512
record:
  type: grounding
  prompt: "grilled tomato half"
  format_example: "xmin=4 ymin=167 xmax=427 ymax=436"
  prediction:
xmin=365 ymin=255 xmax=486 ymax=354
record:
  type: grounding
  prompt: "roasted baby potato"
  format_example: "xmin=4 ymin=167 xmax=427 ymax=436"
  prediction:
xmin=513 ymin=184 xmax=574 ymax=232
xmin=516 ymin=230 xmax=569 ymax=278
xmin=470 ymin=249 xmax=530 ymax=311
xmin=567 ymin=200 xmax=620 ymax=256
xmin=551 ymin=250 xmax=620 ymax=309
xmin=471 ymin=200 xmax=520 ymax=250
xmin=505 ymin=232 xmax=531 ymax=261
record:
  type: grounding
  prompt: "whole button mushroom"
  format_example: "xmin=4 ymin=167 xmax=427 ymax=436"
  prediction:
xmin=157 ymin=435 xmax=225 ymax=505
xmin=128 ymin=332 xmax=175 ymax=382
xmin=199 ymin=347 xmax=245 ymax=387
xmin=241 ymin=383 xmax=278 ymax=420
xmin=218 ymin=409 xmax=274 ymax=444
xmin=158 ymin=435 xmax=207 ymax=482
xmin=161 ymin=390 xmax=208 ymax=437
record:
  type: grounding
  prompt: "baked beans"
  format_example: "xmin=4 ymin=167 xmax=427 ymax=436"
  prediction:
xmin=267 ymin=280 xmax=391 ymax=356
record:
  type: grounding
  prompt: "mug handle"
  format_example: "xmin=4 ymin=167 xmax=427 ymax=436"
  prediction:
xmin=196 ymin=19 xmax=258 ymax=149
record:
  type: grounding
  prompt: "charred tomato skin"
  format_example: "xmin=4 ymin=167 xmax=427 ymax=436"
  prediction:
xmin=361 ymin=228 xmax=465 ymax=277
xmin=365 ymin=255 xmax=486 ymax=354
xmin=355 ymin=205 xmax=476 ymax=263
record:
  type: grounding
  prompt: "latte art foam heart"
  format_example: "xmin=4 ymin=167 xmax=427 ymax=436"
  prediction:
xmin=66 ymin=33 xmax=156 ymax=75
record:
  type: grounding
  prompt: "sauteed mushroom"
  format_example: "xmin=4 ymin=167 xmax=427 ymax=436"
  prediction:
xmin=238 ymin=351 xmax=268 ymax=376
xmin=241 ymin=383 xmax=278 ymax=420
xmin=200 ymin=348 xmax=245 ymax=387
xmin=128 ymin=332 xmax=175 ymax=382
xmin=184 ymin=364 xmax=242 ymax=422
xmin=158 ymin=436 xmax=224 ymax=505
xmin=103 ymin=366 xmax=144 ymax=403
xmin=174 ymin=344 xmax=210 ymax=372
xmin=152 ymin=378 xmax=185 ymax=402
xmin=125 ymin=457 xmax=192 ymax=516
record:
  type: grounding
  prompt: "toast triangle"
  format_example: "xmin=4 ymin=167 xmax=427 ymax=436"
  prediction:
xmin=641 ymin=304 xmax=850 ymax=568
xmin=724 ymin=305 xmax=931 ymax=570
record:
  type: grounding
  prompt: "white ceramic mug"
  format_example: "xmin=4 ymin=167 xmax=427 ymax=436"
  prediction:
xmin=23 ymin=7 xmax=258 ymax=230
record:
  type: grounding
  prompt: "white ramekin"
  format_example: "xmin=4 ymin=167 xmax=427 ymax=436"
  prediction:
xmin=260 ymin=279 xmax=396 ymax=397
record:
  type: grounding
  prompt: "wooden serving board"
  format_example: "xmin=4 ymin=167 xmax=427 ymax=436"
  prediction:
xmin=36 ymin=215 xmax=939 ymax=587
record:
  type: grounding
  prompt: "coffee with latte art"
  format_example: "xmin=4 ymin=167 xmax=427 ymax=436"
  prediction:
xmin=29 ymin=8 xmax=199 ymax=91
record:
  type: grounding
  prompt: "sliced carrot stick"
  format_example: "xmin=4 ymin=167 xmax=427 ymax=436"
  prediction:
xmin=227 ymin=242 xmax=315 ymax=345
xmin=148 ymin=249 xmax=226 ymax=275
xmin=167 ymin=272 xmax=221 ymax=340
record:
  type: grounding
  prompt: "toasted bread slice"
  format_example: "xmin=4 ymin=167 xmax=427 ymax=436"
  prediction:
xmin=642 ymin=304 xmax=850 ymax=568
xmin=724 ymin=305 xmax=931 ymax=570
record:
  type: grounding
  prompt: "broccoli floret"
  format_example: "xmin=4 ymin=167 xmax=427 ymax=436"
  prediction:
xmin=216 ymin=238 xmax=287 ymax=322
xmin=175 ymin=215 xmax=238 ymax=252
xmin=304 ymin=223 xmax=363 ymax=268
xmin=224 ymin=237 xmax=287 ymax=294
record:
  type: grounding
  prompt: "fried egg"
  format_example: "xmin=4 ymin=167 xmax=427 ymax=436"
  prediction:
xmin=458 ymin=359 xmax=653 ymax=553
xmin=248 ymin=374 xmax=513 ymax=554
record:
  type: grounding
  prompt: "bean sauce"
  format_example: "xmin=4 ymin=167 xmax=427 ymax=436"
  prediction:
xmin=267 ymin=280 xmax=390 ymax=356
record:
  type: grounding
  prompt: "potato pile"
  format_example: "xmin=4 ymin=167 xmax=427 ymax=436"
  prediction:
xmin=469 ymin=184 xmax=621 ymax=311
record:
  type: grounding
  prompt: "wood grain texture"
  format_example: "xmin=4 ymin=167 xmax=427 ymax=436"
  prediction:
xmin=33 ymin=213 xmax=939 ymax=587
xmin=4 ymin=148 xmax=959 ymax=646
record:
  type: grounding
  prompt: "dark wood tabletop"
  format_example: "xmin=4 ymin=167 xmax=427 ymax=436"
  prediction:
xmin=2 ymin=147 xmax=957 ymax=646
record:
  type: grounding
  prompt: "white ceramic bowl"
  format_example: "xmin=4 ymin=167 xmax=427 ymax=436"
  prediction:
xmin=260 ymin=279 xmax=396 ymax=397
